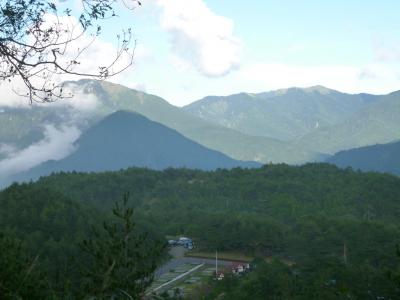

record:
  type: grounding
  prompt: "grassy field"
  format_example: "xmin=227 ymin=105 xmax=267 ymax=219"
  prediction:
xmin=148 ymin=263 xmax=201 ymax=294
xmin=186 ymin=251 xmax=295 ymax=266
xmin=185 ymin=251 xmax=254 ymax=262
xmin=172 ymin=266 xmax=216 ymax=298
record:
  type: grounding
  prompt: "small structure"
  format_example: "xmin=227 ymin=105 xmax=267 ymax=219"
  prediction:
xmin=232 ymin=263 xmax=250 ymax=275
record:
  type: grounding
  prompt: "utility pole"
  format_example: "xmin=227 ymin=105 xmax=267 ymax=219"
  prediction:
xmin=215 ymin=250 xmax=218 ymax=278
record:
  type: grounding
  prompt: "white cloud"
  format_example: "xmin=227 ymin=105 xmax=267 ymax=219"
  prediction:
xmin=0 ymin=144 xmax=16 ymax=156
xmin=235 ymin=63 xmax=400 ymax=95
xmin=0 ymin=125 xmax=80 ymax=179
xmin=166 ymin=61 xmax=400 ymax=106
xmin=130 ymin=82 xmax=147 ymax=92
xmin=54 ymin=82 xmax=100 ymax=112
xmin=357 ymin=63 xmax=399 ymax=81
xmin=156 ymin=0 xmax=242 ymax=77
xmin=0 ymin=78 xmax=101 ymax=116
xmin=358 ymin=68 xmax=380 ymax=80
xmin=373 ymin=40 xmax=400 ymax=62
xmin=0 ymin=80 xmax=31 ymax=108
xmin=239 ymin=64 xmax=358 ymax=91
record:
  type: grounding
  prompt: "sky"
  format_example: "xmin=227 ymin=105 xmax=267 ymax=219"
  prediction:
xmin=119 ymin=0 xmax=400 ymax=106
xmin=5 ymin=0 xmax=400 ymax=106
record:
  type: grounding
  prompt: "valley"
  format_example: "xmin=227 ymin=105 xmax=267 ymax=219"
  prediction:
xmin=1 ymin=82 xmax=400 ymax=299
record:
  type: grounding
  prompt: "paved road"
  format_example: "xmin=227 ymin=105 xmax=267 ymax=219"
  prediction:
xmin=155 ymin=247 xmax=243 ymax=278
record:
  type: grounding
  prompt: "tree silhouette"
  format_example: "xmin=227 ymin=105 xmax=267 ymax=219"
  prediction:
xmin=78 ymin=193 xmax=166 ymax=299
xmin=0 ymin=0 xmax=140 ymax=102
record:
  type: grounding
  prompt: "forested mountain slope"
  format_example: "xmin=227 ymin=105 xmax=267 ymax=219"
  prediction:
xmin=5 ymin=111 xmax=260 ymax=185
xmin=34 ymin=163 xmax=400 ymax=258
xmin=2 ymin=81 xmax=398 ymax=170
xmin=0 ymin=80 xmax=323 ymax=165
xmin=327 ymin=140 xmax=400 ymax=175
xmin=3 ymin=163 xmax=400 ymax=298
xmin=296 ymin=90 xmax=400 ymax=154
xmin=184 ymin=86 xmax=379 ymax=141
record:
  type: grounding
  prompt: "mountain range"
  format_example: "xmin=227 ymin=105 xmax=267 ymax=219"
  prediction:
xmin=0 ymin=80 xmax=323 ymax=164
xmin=183 ymin=85 xmax=400 ymax=167
xmin=296 ymin=90 xmax=400 ymax=154
xmin=1 ymin=79 xmax=399 ymax=181
xmin=183 ymin=86 xmax=380 ymax=141
xmin=5 ymin=111 xmax=259 ymax=185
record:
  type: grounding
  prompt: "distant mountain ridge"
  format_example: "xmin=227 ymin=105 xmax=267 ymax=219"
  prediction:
xmin=5 ymin=111 xmax=260 ymax=185
xmin=0 ymin=80 xmax=324 ymax=164
xmin=296 ymin=90 xmax=400 ymax=154
xmin=2 ymin=80 xmax=399 ymax=173
xmin=327 ymin=140 xmax=400 ymax=176
xmin=183 ymin=86 xmax=381 ymax=141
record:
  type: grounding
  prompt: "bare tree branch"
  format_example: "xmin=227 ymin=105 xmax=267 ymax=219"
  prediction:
xmin=0 ymin=0 xmax=140 ymax=103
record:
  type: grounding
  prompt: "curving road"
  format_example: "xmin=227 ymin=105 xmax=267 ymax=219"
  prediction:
xmin=155 ymin=246 xmax=243 ymax=278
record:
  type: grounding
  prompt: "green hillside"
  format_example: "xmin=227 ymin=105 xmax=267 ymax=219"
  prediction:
xmin=183 ymin=86 xmax=379 ymax=141
xmin=29 ymin=164 xmax=400 ymax=297
xmin=7 ymin=111 xmax=260 ymax=185
xmin=327 ymin=140 xmax=400 ymax=175
xmin=2 ymin=164 xmax=400 ymax=298
xmin=33 ymin=163 xmax=400 ymax=256
xmin=92 ymin=81 xmax=323 ymax=163
xmin=296 ymin=90 xmax=400 ymax=154
xmin=0 ymin=106 xmax=67 ymax=151
xmin=3 ymin=81 xmax=399 ymax=166
xmin=0 ymin=183 xmax=165 ymax=299
xmin=0 ymin=80 xmax=323 ymax=164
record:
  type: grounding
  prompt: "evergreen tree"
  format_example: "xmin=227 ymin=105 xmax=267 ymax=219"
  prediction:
xmin=78 ymin=193 xmax=166 ymax=299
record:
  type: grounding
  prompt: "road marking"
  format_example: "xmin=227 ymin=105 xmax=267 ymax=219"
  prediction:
xmin=148 ymin=263 xmax=205 ymax=295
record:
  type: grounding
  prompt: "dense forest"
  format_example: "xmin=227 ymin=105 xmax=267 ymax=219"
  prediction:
xmin=1 ymin=163 xmax=400 ymax=298
xmin=0 ymin=184 xmax=166 ymax=299
xmin=200 ymin=257 xmax=400 ymax=299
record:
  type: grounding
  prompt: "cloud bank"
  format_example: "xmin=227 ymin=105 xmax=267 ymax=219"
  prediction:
xmin=0 ymin=77 xmax=101 ymax=115
xmin=232 ymin=62 xmax=400 ymax=96
xmin=0 ymin=125 xmax=80 ymax=179
xmin=156 ymin=0 xmax=242 ymax=77
xmin=0 ymin=81 xmax=99 ymax=182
